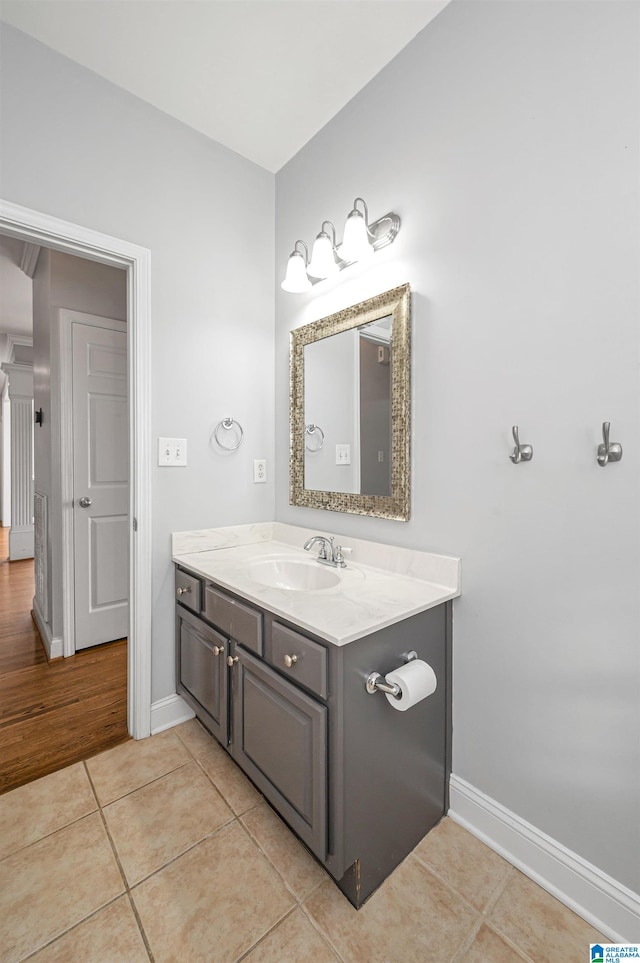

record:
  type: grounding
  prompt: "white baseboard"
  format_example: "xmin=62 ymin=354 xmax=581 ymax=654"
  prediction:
xmin=31 ymin=597 xmax=63 ymax=660
xmin=449 ymin=774 xmax=640 ymax=943
xmin=150 ymin=694 xmax=195 ymax=735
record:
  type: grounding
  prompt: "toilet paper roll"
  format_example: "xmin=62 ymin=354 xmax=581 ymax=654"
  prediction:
xmin=385 ymin=659 xmax=437 ymax=711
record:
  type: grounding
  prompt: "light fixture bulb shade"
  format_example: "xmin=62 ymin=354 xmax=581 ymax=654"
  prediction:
xmin=338 ymin=210 xmax=373 ymax=263
xmin=307 ymin=233 xmax=338 ymax=280
xmin=281 ymin=251 xmax=311 ymax=292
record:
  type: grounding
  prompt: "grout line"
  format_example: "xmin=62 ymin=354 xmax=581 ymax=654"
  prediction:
xmin=18 ymin=894 xmax=127 ymax=962
xmin=482 ymin=863 xmax=516 ymax=919
xmin=450 ymin=917 xmax=484 ymax=963
xmin=409 ymin=851 xmax=484 ymax=921
xmin=484 ymin=921 xmax=536 ymax=962
xmin=235 ymin=905 xmax=301 ymax=962
xmin=124 ymin=816 xmax=240 ymax=891
xmin=299 ymin=901 xmax=347 ymax=962
xmin=126 ymin=890 xmax=156 ymax=963
xmin=97 ymin=802 xmax=131 ymax=894
xmin=90 ymin=757 xmax=193 ymax=809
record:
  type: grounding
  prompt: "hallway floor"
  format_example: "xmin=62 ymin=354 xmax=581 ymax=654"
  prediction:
xmin=0 ymin=718 xmax=605 ymax=962
xmin=0 ymin=526 xmax=129 ymax=794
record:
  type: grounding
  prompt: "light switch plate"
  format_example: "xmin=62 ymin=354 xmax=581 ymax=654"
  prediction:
xmin=158 ymin=437 xmax=187 ymax=466
xmin=335 ymin=444 xmax=351 ymax=465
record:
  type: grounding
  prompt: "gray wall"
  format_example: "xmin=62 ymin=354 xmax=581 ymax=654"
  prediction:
xmin=275 ymin=1 xmax=640 ymax=891
xmin=0 ymin=24 xmax=275 ymax=700
xmin=33 ymin=249 xmax=127 ymax=639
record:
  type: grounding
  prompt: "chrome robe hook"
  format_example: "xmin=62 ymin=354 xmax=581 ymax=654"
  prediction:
xmin=509 ymin=425 xmax=533 ymax=464
xmin=597 ymin=422 xmax=622 ymax=467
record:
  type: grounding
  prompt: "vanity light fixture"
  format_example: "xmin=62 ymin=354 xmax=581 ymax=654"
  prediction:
xmin=337 ymin=198 xmax=376 ymax=262
xmin=307 ymin=221 xmax=339 ymax=280
xmin=281 ymin=240 xmax=312 ymax=293
xmin=281 ymin=196 xmax=400 ymax=293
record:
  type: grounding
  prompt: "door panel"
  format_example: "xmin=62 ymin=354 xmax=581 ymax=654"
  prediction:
xmin=73 ymin=320 xmax=128 ymax=649
xmin=176 ymin=606 xmax=228 ymax=745
xmin=231 ymin=648 xmax=327 ymax=859
xmin=89 ymin=516 xmax=129 ymax=607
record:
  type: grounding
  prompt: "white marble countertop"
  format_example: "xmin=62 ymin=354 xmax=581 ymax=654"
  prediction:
xmin=172 ymin=523 xmax=461 ymax=646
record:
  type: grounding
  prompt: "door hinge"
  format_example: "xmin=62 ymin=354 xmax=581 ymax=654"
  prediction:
xmin=132 ymin=517 xmax=138 ymax=532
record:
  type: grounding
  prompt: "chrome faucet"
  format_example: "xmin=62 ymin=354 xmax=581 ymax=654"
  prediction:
xmin=303 ymin=535 xmax=347 ymax=568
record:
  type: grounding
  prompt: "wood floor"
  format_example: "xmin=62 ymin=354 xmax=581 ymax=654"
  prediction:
xmin=0 ymin=526 xmax=129 ymax=794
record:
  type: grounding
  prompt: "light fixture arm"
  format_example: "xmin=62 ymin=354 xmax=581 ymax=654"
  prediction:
xmin=292 ymin=239 xmax=309 ymax=263
xmin=320 ymin=221 xmax=338 ymax=248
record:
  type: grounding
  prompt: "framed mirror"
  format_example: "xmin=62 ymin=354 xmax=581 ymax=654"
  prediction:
xmin=290 ymin=283 xmax=410 ymax=520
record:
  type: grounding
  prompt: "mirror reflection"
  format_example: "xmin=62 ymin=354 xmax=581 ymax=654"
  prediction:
xmin=304 ymin=317 xmax=392 ymax=496
xmin=290 ymin=283 xmax=411 ymax=521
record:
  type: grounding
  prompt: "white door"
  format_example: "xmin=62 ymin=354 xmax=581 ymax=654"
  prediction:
xmin=72 ymin=319 xmax=128 ymax=650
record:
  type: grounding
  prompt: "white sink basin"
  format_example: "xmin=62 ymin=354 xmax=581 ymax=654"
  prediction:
xmin=249 ymin=558 xmax=340 ymax=591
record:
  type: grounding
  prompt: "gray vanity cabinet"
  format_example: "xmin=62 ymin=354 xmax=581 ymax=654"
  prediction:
xmin=229 ymin=645 xmax=327 ymax=860
xmin=174 ymin=562 xmax=452 ymax=909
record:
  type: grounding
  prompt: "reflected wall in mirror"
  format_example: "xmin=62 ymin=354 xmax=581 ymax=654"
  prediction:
xmin=290 ymin=283 xmax=410 ymax=520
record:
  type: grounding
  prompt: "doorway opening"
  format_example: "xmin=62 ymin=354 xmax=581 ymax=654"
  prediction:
xmin=0 ymin=200 xmax=152 ymax=775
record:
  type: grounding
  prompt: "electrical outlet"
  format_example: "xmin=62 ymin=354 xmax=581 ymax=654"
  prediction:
xmin=378 ymin=450 xmax=385 ymax=463
xmin=335 ymin=444 xmax=351 ymax=465
xmin=158 ymin=437 xmax=187 ymax=467
xmin=254 ymin=458 xmax=267 ymax=483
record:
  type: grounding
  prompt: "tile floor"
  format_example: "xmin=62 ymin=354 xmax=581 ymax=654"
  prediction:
xmin=0 ymin=719 xmax=605 ymax=962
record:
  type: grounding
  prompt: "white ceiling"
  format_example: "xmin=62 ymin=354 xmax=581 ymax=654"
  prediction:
xmin=0 ymin=0 xmax=449 ymax=172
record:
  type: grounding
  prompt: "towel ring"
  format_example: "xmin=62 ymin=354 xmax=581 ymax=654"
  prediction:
xmin=213 ymin=417 xmax=244 ymax=451
xmin=305 ymin=424 xmax=324 ymax=451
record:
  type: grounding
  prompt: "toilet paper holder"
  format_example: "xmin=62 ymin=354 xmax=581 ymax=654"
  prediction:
xmin=365 ymin=650 xmax=417 ymax=697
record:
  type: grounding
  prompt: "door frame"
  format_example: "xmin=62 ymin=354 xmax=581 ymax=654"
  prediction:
xmin=60 ymin=309 xmax=128 ymax=657
xmin=0 ymin=198 xmax=152 ymax=740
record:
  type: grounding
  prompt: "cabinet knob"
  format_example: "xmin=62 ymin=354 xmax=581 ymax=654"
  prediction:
xmin=177 ymin=585 xmax=192 ymax=596
xmin=213 ymin=645 xmax=224 ymax=656
xmin=227 ymin=654 xmax=239 ymax=667
xmin=283 ymin=654 xmax=298 ymax=668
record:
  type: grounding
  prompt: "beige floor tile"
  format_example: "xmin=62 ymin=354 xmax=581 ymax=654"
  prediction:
xmin=197 ymin=742 xmax=262 ymax=814
xmin=0 ymin=762 xmax=97 ymax=860
xmin=244 ymin=908 xmax=340 ymax=962
xmin=86 ymin=728 xmax=190 ymax=805
xmin=27 ymin=896 xmax=149 ymax=963
xmin=242 ymin=802 xmax=328 ymax=900
xmin=457 ymin=924 xmax=529 ymax=962
xmin=488 ymin=870 xmax=605 ymax=963
xmin=304 ymin=854 xmax=478 ymax=963
xmin=132 ymin=821 xmax=295 ymax=963
xmin=174 ymin=717 xmax=219 ymax=756
xmin=104 ymin=760 xmax=233 ymax=885
xmin=413 ymin=817 xmax=512 ymax=912
xmin=0 ymin=812 xmax=124 ymax=963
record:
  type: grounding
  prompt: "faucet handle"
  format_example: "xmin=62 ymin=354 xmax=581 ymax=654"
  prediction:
xmin=333 ymin=545 xmax=350 ymax=568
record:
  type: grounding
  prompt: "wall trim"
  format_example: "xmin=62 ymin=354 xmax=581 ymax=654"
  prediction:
xmin=20 ymin=242 xmax=41 ymax=278
xmin=0 ymin=198 xmax=152 ymax=740
xmin=449 ymin=774 xmax=640 ymax=943
xmin=150 ymin=694 xmax=195 ymax=735
xmin=31 ymin=597 xmax=63 ymax=660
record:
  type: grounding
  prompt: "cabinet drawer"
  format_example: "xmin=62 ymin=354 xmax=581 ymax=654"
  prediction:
xmin=205 ymin=585 xmax=263 ymax=655
xmin=271 ymin=622 xmax=328 ymax=700
xmin=175 ymin=569 xmax=201 ymax=613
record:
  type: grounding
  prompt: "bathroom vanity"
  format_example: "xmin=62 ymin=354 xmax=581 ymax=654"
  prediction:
xmin=172 ymin=523 xmax=460 ymax=907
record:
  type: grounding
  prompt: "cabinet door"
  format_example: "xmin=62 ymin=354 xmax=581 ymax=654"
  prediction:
xmin=231 ymin=648 xmax=327 ymax=860
xmin=176 ymin=606 xmax=228 ymax=745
